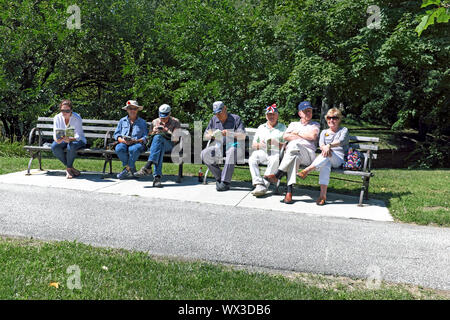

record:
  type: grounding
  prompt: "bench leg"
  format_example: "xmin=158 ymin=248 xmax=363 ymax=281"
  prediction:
xmin=109 ymin=158 xmax=113 ymax=174
xmin=26 ymin=153 xmax=35 ymax=175
xmin=176 ymin=163 xmax=183 ymax=183
xmin=102 ymin=158 xmax=108 ymax=175
xmin=203 ymin=167 xmax=209 ymax=185
xmin=358 ymin=177 xmax=368 ymax=206
xmin=364 ymin=177 xmax=370 ymax=200
xmin=274 ymin=180 xmax=282 ymax=195
xmin=38 ymin=151 xmax=43 ymax=171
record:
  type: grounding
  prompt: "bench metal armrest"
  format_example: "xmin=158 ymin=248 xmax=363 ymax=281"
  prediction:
xmin=104 ymin=130 xmax=114 ymax=149
xmin=363 ymin=150 xmax=372 ymax=172
xmin=28 ymin=127 xmax=43 ymax=146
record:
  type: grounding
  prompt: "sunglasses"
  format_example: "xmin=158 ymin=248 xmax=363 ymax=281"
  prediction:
xmin=61 ymin=109 xmax=72 ymax=113
xmin=128 ymin=107 xmax=138 ymax=111
xmin=326 ymin=116 xmax=340 ymax=120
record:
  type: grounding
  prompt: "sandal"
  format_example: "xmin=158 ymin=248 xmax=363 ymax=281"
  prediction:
xmin=316 ymin=197 xmax=326 ymax=206
xmin=297 ymin=169 xmax=308 ymax=179
xmin=66 ymin=169 xmax=74 ymax=179
xmin=71 ymin=168 xmax=81 ymax=177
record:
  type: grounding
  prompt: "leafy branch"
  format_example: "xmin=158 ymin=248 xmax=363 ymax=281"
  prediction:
xmin=416 ymin=0 xmax=450 ymax=36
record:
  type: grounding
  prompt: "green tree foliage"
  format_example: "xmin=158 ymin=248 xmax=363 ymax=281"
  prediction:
xmin=416 ymin=0 xmax=449 ymax=36
xmin=0 ymin=0 xmax=448 ymax=166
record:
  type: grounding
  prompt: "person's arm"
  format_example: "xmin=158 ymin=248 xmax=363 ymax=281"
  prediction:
xmin=301 ymin=124 xmax=319 ymax=141
xmin=134 ymin=119 xmax=148 ymax=144
xmin=114 ymin=119 xmax=125 ymax=143
xmin=70 ymin=115 xmax=83 ymax=142
xmin=169 ymin=120 xmax=181 ymax=142
xmin=283 ymin=123 xmax=300 ymax=142
xmin=204 ymin=119 xmax=214 ymax=140
xmin=231 ymin=116 xmax=247 ymax=140
xmin=53 ymin=116 xmax=64 ymax=144
xmin=251 ymin=127 xmax=263 ymax=150
xmin=319 ymin=130 xmax=326 ymax=149
xmin=332 ymin=127 xmax=349 ymax=148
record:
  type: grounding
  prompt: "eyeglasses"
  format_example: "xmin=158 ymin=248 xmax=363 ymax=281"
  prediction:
xmin=61 ymin=109 xmax=72 ymax=113
xmin=128 ymin=107 xmax=138 ymax=111
xmin=326 ymin=116 xmax=340 ymax=121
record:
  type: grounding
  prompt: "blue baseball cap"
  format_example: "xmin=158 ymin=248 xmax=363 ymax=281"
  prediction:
xmin=298 ymin=101 xmax=313 ymax=111
xmin=213 ymin=101 xmax=225 ymax=114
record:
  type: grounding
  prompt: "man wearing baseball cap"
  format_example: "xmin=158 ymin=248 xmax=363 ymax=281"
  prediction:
xmin=264 ymin=101 xmax=319 ymax=204
xmin=113 ymin=100 xmax=148 ymax=179
xmin=249 ymin=104 xmax=286 ymax=197
xmin=135 ymin=104 xmax=181 ymax=187
xmin=201 ymin=101 xmax=246 ymax=191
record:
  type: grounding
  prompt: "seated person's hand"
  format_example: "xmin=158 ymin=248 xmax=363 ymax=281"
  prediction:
xmin=270 ymin=139 xmax=283 ymax=149
xmin=321 ymin=144 xmax=331 ymax=157
xmin=62 ymin=136 xmax=70 ymax=143
xmin=221 ymin=130 xmax=228 ymax=136
xmin=259 ymin=140 xmax=267 ymax=150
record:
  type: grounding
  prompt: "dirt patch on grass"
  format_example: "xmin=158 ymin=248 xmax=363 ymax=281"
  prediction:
xmin=423 ymin=206 xmax=448 ymax=212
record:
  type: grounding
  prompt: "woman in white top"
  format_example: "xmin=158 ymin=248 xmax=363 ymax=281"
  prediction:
xmin=51 ymin=100 xmax=86 ymax=179
xmin=297 ymin=108 xmax=349 ymax=205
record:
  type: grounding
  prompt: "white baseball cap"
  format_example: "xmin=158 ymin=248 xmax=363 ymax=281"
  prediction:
xmin=159 ymin=104 xmax=171 ymax=118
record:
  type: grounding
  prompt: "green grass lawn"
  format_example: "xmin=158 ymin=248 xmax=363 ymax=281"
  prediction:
xmin=0 ymin=236 xmax=446 ymax=300
xmin=0 ymin=154 xmax=448 ymax=227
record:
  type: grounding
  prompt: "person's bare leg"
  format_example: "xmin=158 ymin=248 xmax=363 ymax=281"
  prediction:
xmin=316 ymin=184 xmax=327 ymax=205
xmin=297 ymin=165 xmax=315 ymax=179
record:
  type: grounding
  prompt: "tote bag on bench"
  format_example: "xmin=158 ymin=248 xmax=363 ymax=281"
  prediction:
xmin=343 ymin=147 xmax=365 ymax=171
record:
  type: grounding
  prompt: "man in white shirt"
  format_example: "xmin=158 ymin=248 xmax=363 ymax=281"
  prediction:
xmin=264 ymin=101 xmax=319 ymax=204
xmin=249 ymin=104 xmax=286 ymax=197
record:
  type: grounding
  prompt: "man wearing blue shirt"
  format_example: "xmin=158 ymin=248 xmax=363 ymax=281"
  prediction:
xmin=113 ymin=100 xmax=149 ymax=179
xmin=201 ymin=101 xmax=246 ymax=191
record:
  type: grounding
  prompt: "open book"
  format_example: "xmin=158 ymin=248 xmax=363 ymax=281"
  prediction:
xmin=122 ymin=135 xmax=135 ymax=142
xmin=55 ymin=127 xmax=75 ymax=140
xmin=212 ymin=129 xmax=223 ymax=140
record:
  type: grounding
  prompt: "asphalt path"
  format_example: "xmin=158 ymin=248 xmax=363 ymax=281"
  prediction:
xmin=0 ymin=183 xmax=449 ymax=291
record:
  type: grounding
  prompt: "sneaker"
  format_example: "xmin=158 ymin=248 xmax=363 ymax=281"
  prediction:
xmin=153 ymin=175 xmax=162 ymax=188
xmin=117 ymin=168 xmax=132 ymax=180
xmin=217 ymin=181 xmax=230 ymax=192
xmin=252 ymin=184 xmax=267 ymax=197
xmin=134 ymin=166 xmax=152 ymax=178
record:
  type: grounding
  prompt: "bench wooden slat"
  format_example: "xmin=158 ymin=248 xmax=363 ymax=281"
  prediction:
xmin=350 ymin=143 xmax=379 ymax=151
xmin=38 ymin=117 xmax=119 ymax=125
xmin=37 ymin=119 xmax=188 ymax=129
xmin=36 ymin=131 xmax=108 ymax=139
xmin=349 ymin=136 xmax=379 ymax=143
xmin=37 ymin=124 xmax=116 ymax=132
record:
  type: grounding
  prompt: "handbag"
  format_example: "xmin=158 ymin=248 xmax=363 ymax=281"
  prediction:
xmin=343 ymin=147 xmax=364 ymax=171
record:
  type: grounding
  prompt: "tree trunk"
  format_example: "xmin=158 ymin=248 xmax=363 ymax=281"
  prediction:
xmin=320 ymin=87 xmax=331 ymax=130
xmin=418 ymin=119 xmax=428 ymax=141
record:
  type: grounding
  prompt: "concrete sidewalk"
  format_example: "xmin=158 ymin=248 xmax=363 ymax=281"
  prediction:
xmin=0 ymin=169 xmax=393 ymax=222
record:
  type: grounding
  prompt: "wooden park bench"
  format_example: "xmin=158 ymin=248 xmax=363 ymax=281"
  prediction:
xmin=203 ymin=127 xmax=379 ymax=206
xmin=23 ymin=117 xmax=189 ymax=182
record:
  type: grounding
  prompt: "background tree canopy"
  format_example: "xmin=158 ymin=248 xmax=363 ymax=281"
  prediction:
xmin=0 ymin=0 xmax=448 ymax=165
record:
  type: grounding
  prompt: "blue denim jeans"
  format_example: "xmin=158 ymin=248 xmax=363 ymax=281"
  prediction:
xmin=148 ymin=135 xmax=173 ymax=177
xmin=51 ymin=140 xmax=86 ymax=168
xmin=115 ymin=142 xmax=145 ymax=170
